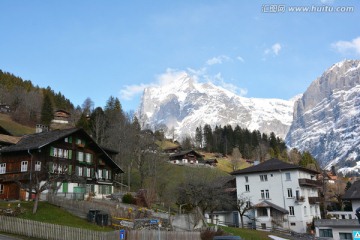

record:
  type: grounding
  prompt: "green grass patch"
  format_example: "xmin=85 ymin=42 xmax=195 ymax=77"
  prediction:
xmin=0 ymin=201 xmax=112 ymax=232
xmin=218 ymin=225 xmax=273 ymax=240
xmin=0 ymin=113 xmax=34 ymax=136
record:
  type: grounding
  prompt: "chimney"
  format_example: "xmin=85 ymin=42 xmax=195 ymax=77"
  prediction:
xmin=36 ymin=124 xmax=49 ymax=133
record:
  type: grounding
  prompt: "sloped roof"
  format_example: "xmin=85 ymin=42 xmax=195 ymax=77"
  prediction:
xmin=343 ymin=180 xmax=360 ymax=200
xmin=0 ymin=134 xmax=22 ymax=145
xmin=253 ymin=200 xmax=289 ymax=214
xmin=0 ymin=128 xmax=123 ymax=173
xmin=169 ymin=150 xmax=203 ymax=158
xmin=231 ymin=158 xmax=319 ymax=175
xmin=0 ymin=128 xmax=79 ymax=152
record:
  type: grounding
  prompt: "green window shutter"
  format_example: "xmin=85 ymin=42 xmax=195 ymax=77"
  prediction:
xmin=102 ymin=169 xmax=106 ymax=178
xmin=68 ymin=150 xmax=72 ymax=159
xmin=49 ymin=163 xmax=53 ymax=172
xmin=90 ymin=154 xmax=93 ymax=163
xmin=69 ymin=136 xmax=72 ymax=143
xmin=68 ymin=165 xmax=72 ymax=174
xmin=108 ymin=170 xmax=112 ymax=179
xmin=63 ymin=182 xmax=68 ymax=193
xmin=90 ymin=168 xmax=94 ymax=178
xmin=50 ymin=147 xmax=54 ymax=156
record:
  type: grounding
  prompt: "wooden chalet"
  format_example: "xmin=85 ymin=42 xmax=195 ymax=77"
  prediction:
xmin=0 ymin=127 xmax=123 ymax=200
xmin=169 ymin=150 xmax=203 ymax=164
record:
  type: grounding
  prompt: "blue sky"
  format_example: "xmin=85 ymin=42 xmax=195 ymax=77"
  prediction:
xmin=0 ymin=0 xmax=359 ymax=112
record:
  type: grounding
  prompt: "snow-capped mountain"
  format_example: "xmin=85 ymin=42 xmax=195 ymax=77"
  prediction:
xmin=286 ymin=60 xmax=360 ymax=174
xmin=137 ymin=72 xmax=294 ymax=139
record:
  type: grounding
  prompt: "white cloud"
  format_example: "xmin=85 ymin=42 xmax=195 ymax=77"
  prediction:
xmin=206 ymin=55 xmax=231 ymax=65
xmin=332 ymin=37 xmax=360 ymax=55
xmin=206 ymin=72 xmax=248 ymax=96
xmin=264 ymin=43 xmax=282 ymax=56
xmin=320 ymin=0 xmax=334 ymax=4
xmin=120 ymin=68 xmax=189 ymax=100
xmin=237 ymin=56 xmax=245 ymax=62
xmin=120 ymin=83 xmax=152 ymax=100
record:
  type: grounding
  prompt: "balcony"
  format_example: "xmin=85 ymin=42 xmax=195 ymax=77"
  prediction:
xmin=308 ymin=196 xmax=321 ymax=204
xmin=295 ymin=196 xmax=305 ymax=204
xmin=298 ymin=178 xmax=322 ymax=188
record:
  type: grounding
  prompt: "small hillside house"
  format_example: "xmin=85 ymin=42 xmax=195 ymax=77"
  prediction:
xmin=231 ymin=158 xmax=322 ymax=233
xmin=0 ymin=128 xmax=123 ymax=200
xmin=169 ymin=150 xmax=203 ymax=165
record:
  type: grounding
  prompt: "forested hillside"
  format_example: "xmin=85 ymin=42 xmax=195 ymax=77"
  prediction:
xmin=0 ymin=70 xmax=74 ymax=127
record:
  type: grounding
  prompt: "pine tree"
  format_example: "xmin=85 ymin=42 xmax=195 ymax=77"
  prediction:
xmin=40 ymin=93 xmax=54 ymax=125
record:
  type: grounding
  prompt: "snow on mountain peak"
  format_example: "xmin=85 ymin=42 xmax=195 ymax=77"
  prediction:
xmin=138 ymin=73 xmax=294 ymax=139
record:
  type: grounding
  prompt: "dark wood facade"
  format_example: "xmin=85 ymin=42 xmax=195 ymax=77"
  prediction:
xmin=0 ymin=128 xmax=122 ymax=200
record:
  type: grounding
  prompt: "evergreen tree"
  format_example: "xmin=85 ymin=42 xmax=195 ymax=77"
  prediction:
xmin=195 ymin=126 xmax=203 ymax=149
xmin=40 ymin=93 xmax=54 ymax=125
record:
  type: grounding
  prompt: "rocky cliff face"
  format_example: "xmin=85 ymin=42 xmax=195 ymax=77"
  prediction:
xmin=286 ymin=60 xmax=360 ymax=174
xmin=137 ymin=72 xmax=294 ymax=139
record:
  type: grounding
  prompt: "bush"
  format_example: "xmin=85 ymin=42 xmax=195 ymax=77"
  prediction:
xmin=200 ymin=227 xmax=225 ymax=240
xmin=122 ymin=193 xmax=136 ymax=204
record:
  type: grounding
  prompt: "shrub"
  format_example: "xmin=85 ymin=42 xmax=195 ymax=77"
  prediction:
xmin=200 ymin=227 xmax=225 ymax=240
xmin=122 ymin=193 xmax=136 ymax=204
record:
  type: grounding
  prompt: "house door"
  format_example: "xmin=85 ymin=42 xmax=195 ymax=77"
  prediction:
xmin=233 ymin=212 xmax=239 ymax=227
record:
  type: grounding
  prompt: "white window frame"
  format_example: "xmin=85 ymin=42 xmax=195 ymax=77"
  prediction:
xmin=86 ymin=167 xmax=91 ymax=177
xmin=265 ymin=189 xmax=270 ymax=199
xmin=0 ymin=163 xmax=6 ymax=174
xmin=260 ymin=174 xmax=268 ymax=181
xmin=98 ymin=169 xmax=103 ymax=179
xmin=245 ymin=184 xmax=250 ymax=192
xmin=261 ymin=190 xmax=265 ymax=199
xmin=287 ymin=188 xmax=293 ymax=198
xmin=35 ymin=161 xmax=41 ymax=171
xmin=53 ymin=147 xmax=58 ymax=157
xmin=289 ymin=206 xmax=295 ymax=216
xmin=64 ymin=149 xmax=68 ymax=159
xmin=78 ymin=166 xmax=83 ymax=176
xmin=285 ymin=172 xmax=291 ymax=181
xmin=77 ymin=152 xmax=84 ymax=162
xmin=21 ymin=161 xmax=28 ymax=172
xmin=85 ymin=153 xmax=92 ymax=163
xmin=58 ymin=148 xmax=64 ymax=158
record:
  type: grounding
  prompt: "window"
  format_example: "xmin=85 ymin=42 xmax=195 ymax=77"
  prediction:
xmin=245 ymin=185 xmax=250 ymax=192
xmin=265 ymin=190 xmax=270 ymax=199
xmin=21 ymin=161 xmax=28 ymax=172
xmin=35 ymin=161 xmax=41 ymax=171
xmin=261 ymin=190 xmax=265 ymax=199
xmin=260 ymin=175 xmax=268 ymax=181
xmin=98 ymin=169 xmax=103 ymax=179
xmin=58 ymin=149 xmax=64 ymax=158
xmin=85 ymin=153 xmax=93 ymax=164
xmin=0 ymin=184 xmax=3 ymax=194
xmin=339 ymin=232 xmax=352 ymax=239
xmin=64 ymin=149 xmax=68 ymax=159
xmin=246 ymin=201 xmax=251 ymax=208
xmin=53 ymin=147 xmax=58 ymax=157
xmin=285 ymin=172 xmax=291 ymax=181
xmin=287 ymin=188 xmax=293 ymax=198
xmin=290 ymin=222 xmax=296 ymax=226
xmin=77 ymin=166 xmax=83 ymax=176
xmin=261 ymin=223 xmax=266 ymax=229
xmin=258 ymin=208 xmax=268 ymax=217
xmin=289 ymin=206 xmax=295 ymax=216
xmin=319 ymin=229 xmax=333 ymax=238
xmin=77 ymin=152 xmax=84 ymax=162
xmin=245 ymin=176 xmax=248 ymax=183
xmin=0 ymin=163 xmax=6 ymax=174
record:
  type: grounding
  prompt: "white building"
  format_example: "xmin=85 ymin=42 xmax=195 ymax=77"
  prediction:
xmin=314 ymin=180 xmax=360 ymax=240
xmin=231 ymin=158 xmax=322 ymax=233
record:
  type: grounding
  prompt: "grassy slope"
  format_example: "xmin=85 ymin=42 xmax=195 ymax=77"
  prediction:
xmin=0 ymin=113 xmax=34 ymax=136
xmin=219 ymin=225 xmax=274 ymax=240
xmin=0 ymin=201 xmax=112 ymax=231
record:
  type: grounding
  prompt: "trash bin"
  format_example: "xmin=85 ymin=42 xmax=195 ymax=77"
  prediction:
xmin=96 ymin=213 xmax=109 ymax=226
xmin=87 ymin=209 xmax=100 ymax=223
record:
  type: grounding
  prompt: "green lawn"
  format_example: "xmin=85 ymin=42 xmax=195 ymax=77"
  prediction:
xmin=219 ymin=225 xmax=274 ymax=240
xmin=0 ymin=201 xmax=112 ymax=231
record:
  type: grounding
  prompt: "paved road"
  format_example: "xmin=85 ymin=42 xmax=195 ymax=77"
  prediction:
xmin=0 ymin=234 xmax=23 ymax=240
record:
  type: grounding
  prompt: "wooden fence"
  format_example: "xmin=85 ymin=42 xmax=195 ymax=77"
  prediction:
xmin=0 ymin=215 xmax=201 ymax=240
